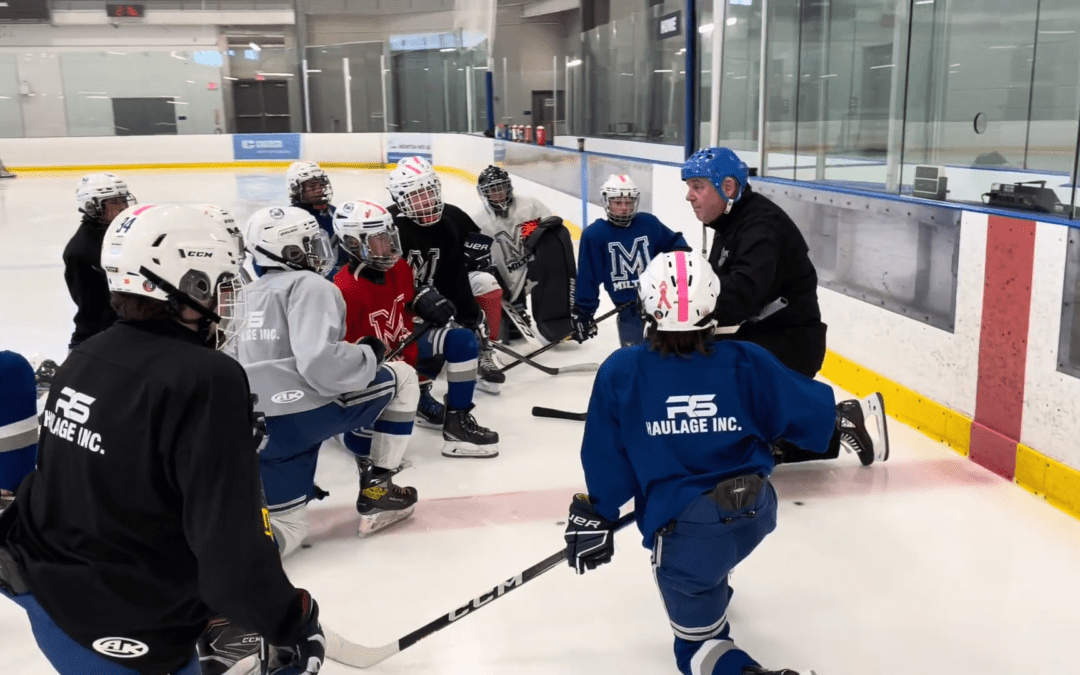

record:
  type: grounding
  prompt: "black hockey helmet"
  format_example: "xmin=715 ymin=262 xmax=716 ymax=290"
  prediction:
xmin=477 ymin=165 xmax=514 ymax=217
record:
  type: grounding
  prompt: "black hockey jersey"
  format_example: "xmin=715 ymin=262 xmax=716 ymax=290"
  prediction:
xmin=389 ymin=203 xmax=482 ymax=326
xmin=0 ymin=320 xmax=298 ymax=675
xmin=63 ymin=216 xmax=118 ymax=349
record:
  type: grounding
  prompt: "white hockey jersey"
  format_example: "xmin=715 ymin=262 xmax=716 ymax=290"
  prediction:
xmin=231 ymin=269 xmax=381 ymax=417
xmin=470 ymin=195 xmax=553 ymax=299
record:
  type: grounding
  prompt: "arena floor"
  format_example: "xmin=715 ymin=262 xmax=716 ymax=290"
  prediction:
xmin=1 ymin=168 xmax=1078 ymax=675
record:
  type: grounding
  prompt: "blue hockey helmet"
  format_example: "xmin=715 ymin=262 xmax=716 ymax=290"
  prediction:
xmin=681 ymin=147 xmax=749 ymax=203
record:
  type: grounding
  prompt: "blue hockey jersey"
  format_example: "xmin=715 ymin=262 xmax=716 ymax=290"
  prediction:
xmin=0 ymin=351 xmax=38 ymax=491
xmin=575 ymin=213 xmax=688 ymax=316
xmin=581 ymin=340 xmax=836 ymax=547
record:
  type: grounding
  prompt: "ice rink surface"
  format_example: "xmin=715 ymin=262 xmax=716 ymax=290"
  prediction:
xmin=2 ymin=168 xmax=1080 ymax=675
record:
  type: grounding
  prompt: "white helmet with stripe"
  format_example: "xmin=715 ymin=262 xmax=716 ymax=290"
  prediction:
xmin=333 ymin=200 xmax=402 ymax=271
xmin=638 ymin=251 xmax=719 ymax=332
xmin=387 ymin=156 xmax=443 ymax=226
xmin=600 ymin=174 xmax=640 ymax=227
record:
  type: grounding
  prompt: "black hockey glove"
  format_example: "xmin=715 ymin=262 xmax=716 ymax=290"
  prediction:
xmin=412 ymin=286 xmax=456 ymax=327
xmin=564 ymin=494 xmax=617 ymax=575
xmin=463 ymin=232 xmax=495 ymax=273
xmin=265 ymin=589 xmax=324 ymax=675
xmin=358 ymin=336 xmax=387 ymax=364
xmin=571 ymin=311 xmax=597 ymax=343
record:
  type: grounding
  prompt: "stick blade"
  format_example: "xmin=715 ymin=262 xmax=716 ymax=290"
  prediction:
xmin=532 ymin=406 xmax=588 ymax=421
xmin=555 ymin=362 xmax=600 ymax=374
xmin=324 ymin=627 xmax=400 ymax=668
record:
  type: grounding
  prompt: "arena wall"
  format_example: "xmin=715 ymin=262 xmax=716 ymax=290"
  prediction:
xmin=5 ymin=132 xmax=1078 ymax=519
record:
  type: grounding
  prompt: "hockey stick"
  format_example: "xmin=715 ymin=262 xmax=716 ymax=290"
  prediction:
xmin=324 ymin=511 xmax=637 ymax=669
xmin=531 ymin=406 xmax=587 ymax=421
xmin=499 ymin=298 xmax=545 ymax=350
xmin=383 ymin=321 xmax=433 ymax=362
xmin=499 ymin=300 xmax=634 ymax=374
xmin=486 ymin=339 xmax=598 ymax=376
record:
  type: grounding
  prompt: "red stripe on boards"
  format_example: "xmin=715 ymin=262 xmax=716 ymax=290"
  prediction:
xmin=971 ymin=215 xmax=1036 ymax=480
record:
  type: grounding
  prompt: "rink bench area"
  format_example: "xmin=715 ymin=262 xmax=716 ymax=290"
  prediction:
xmin=4 ymin=130 xmax=1079 ymax=522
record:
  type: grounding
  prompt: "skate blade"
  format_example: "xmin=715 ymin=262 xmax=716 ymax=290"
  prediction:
xmin=441 ymin=441 xmax=499 ymax=458
xmin=357 ymin=505 xmax=415 ymax=537
xmin=414 ymin=416 xmax=443 ymax=430
xmin=475 ymin=379 xmax=502 ymax=395
xmin=863 ymin=392 xmax=889 ymax=461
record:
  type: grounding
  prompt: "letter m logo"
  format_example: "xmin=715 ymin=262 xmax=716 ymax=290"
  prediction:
xmin=666 ymin=394 xmax=717 ymax=419
xmin=608 ymin=236 xmax=651 ymax=283
xmin=407 ymin=249 xmax=440 ymax=286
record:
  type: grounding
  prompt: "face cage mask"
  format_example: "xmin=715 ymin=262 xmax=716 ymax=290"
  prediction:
xmin=400 ymin=183 xmax=444 ymax=226
xmin=297 ymin=176 xmax=333 ymax=206
xmin=91 ymin=193 xmax=136 ymax=223
xmin=267 ymin=230 xmax=335 ymax=276
xmin=478 ymin=180 xmax=513 ymax=216
xmin=361 ymin=229 xmax=402 ymax=271
xmin=143 ymin=267 xmax=246 ymax=349
xmin=605 ymin=194 xmax=639 ymax=227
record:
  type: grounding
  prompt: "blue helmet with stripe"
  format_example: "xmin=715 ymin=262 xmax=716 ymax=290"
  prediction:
xmin=681 ymin=147 xmax=749 ymax=203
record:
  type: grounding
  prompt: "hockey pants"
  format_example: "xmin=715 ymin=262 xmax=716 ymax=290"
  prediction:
xmin=259 ymin=361 xmax=418 ymax=556
xmin=616 ymin=301 xmax=645 ymax=347
xmin=652 ymin=478 xmax=777 ymax=675
xmin=415 ymin=325 xmax=478 ymax=409
xmin=1 ymin=589 xmax=199 ymax=675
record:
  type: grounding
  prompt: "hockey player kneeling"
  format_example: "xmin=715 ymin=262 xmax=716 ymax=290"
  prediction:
xmin=470 ymin=166 xmax=577 ymax=343
xmin=332 ymin=200 xmax=499 ymax=459
xmin=0 ymin=204 xmax=323 ymax=675
xmin=565 ymin=251 xmax=888 ymax=675
xmin=234 ymin=206 xmax=420 ymax=548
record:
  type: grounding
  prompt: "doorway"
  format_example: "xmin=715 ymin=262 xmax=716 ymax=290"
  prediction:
xmin=232 ymin=80 xmax=291 ymax=133
xmin=530 ymin=90 xmax=564 ymax=142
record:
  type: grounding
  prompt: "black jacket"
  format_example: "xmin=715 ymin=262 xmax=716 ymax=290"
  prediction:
xmin=706 ymin=185 xmax=821 ymax=329
xmin=63 ymin=216 xmax=117 ymax=349
xmin=2 ymin=320 xmax=298 ymax=675
xmin=389 ymin=203 xmax=483 ymax=326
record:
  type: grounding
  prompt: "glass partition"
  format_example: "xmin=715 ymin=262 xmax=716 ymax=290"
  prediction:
xmin=0 ymin=54 xmax=23 ymax=138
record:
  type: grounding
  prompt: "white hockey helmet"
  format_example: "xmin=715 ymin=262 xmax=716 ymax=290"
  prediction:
xmin=286 ymin=160 xmax=333 ymax=207
xmin=195 ymin=204 xmax=244 ymax=259
xmin=638 ymin=251 xmax=719 ymax=332
xmin=333 ymin=200 xmax=402 ymax=272
xmin=600 ymin=174 xmax=640 ymax=227
xmin=245 ymin=206 xmax=335 ymax=276
xmin=387 ymin=156 xmax=443 ymax=226
xmin=102 ymin=204 xmax=245 ymax=346
xmin=76 ymin=173 xmax=136 ymax=224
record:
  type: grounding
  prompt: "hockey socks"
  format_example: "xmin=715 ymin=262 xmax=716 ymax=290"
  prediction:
xmin=475 ymin=288 xmax=502 ymax=339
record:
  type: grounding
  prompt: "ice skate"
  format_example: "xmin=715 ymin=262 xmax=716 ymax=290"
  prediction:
xmin=197 ymin=617 xmax=262 ymax=675
xmin=476 ymin=345 xmax=505 ymax=395
xmin=441 ymin=398 xmax=499 ymax=458
xmin=837 ymin=392 xmax=889 ymax=466
xmin=415 ymin=380 xmax=445 ymax=429
xmin=743 ymin=666 xmax=817 ymax=675
xmin=356 ymin=457 xmax=417 ymax=536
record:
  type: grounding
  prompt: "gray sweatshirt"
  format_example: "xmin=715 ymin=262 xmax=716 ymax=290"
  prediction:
xmin=232 ymin=269 xmax=379 ymax=417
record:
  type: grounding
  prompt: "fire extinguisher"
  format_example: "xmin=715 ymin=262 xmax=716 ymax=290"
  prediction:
xmin=524 ymin=125 xmax=533 ymax=144
xmin=535 ymin=125 xmax=547 ymax=146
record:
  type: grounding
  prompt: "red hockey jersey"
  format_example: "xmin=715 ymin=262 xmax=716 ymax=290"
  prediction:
xmin=334 ymin=260 xmax=419 ymax=366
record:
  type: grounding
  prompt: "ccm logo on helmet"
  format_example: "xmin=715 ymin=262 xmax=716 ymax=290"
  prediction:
xmin=181 ymin=250 xmax=214 ymax=258
xmin=271 ymin=390 xmax=305 ymax=404
xmin=92 ymin=637 xmax=149 ymax=658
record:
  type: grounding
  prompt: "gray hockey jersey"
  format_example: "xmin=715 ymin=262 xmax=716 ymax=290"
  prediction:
xmin=470 ymin=195 xmax=553 ymax=300
xmin=232 ymin=269 xmax=380 ymax=417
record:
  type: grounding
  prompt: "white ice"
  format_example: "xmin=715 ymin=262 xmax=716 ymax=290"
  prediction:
xmin=1 ymin=169 xmax=1079 ymax=675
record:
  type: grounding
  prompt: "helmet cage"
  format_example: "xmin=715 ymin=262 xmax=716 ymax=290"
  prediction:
xmin=399 ymin=183 xmax=444 ymax=226
xmin=478 ymin=177 xmax=514 ymax=216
